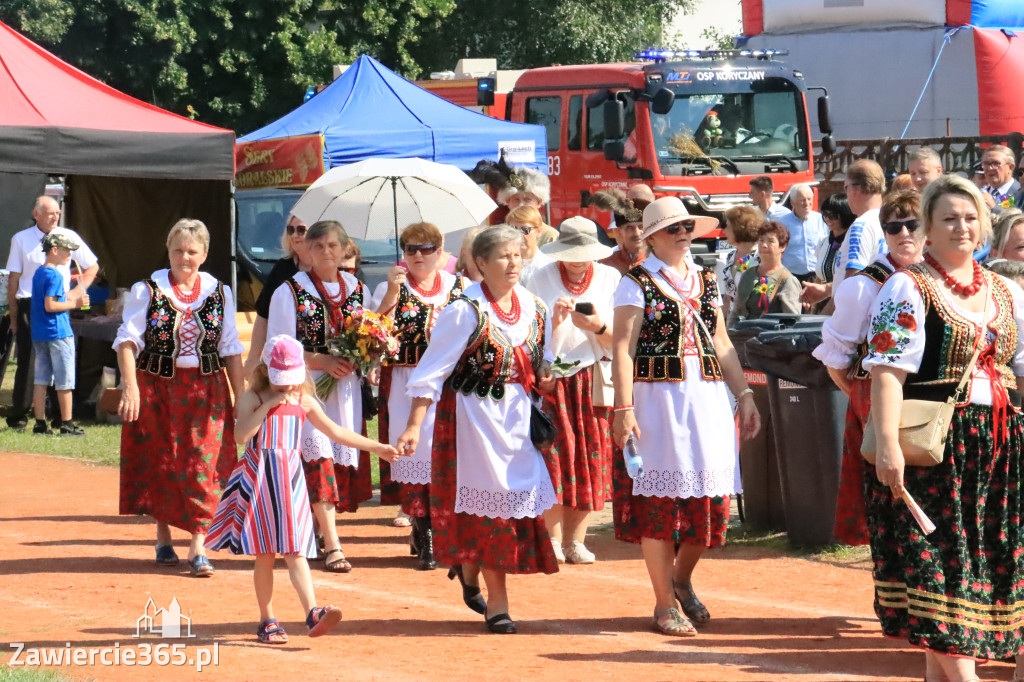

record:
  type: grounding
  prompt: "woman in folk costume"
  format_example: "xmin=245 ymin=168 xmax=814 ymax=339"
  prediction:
xmin=526 ymin=216 xmax=619 ymax=564
xmin=813 ymin=190 xmax=923 ymax=546
xmin=266 ymin=220 xmax=367 ymax=573
xmin=115 ymin=218 xmax=244 ymax=577
xmin=373 ymin=222 xmax=467 ymax=571
xmin=397 ymin=225 xmax=559 ymax=635
xmin=611 ymin=197 xmax=760 ymax=637
xmin=864 ymin=175 xmax=1024 ymax=682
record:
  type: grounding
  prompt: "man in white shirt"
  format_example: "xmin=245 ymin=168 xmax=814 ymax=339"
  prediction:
xmin=749 ymin=176 xmax=789 ymax=219
xmin=778 ymin=183 xmax=828 ymax=282
xmin=5 ymin=196 xmax=99 ymax=429
xmin=833 ymin=159 xmax=886 ymax=293
xmin=980 ymin=145 xmax=1021 ymax=216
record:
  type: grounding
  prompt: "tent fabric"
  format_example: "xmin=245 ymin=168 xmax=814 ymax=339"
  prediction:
xmin=969 ymin=1 xmax=1024 ymax=29
xmin=742 ymin=0 xmax=764 ymax=37
xmin=0 ymin=20 xmax=234 ymax=180
xmin=742 ymin=0 xmax=946 ymax=34
xmin=239 ymin=54 xmax=548 ymax=173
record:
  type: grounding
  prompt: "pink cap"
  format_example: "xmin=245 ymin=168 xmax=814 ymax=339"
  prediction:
xmin=263 ymin=335 xmax=306 ymax=386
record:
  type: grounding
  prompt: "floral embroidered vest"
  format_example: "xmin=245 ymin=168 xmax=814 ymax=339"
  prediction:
xmin=900 ymin=264 xmax=1018 ymax=402
xmin=850 ymin=259 xmax=896 ymax=380
xmin=447 ymin=296 xmax=545 ymax=400
xmin=391 ymin=278 xmax=465 ymax=367
xmin=624 ymin=266 xmax=722 ymax=382
xmin=137 ymin=280 xmax=225 ymax=378
xmin=287 ymin=276 xmax=364 ymax=353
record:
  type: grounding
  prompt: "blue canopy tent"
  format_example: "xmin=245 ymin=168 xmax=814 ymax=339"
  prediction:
xmin=238 ymin=54 xmax=547 ymax=172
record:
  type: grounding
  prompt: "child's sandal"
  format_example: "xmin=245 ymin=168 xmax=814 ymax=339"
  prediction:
xmin=306 ymin=605 xmax=343 ymax=638
xmin=256 ymin=619 xmax=288 ymax=644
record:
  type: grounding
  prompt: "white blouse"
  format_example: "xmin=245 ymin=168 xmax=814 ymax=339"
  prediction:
xmin=405 ymin=282 xmax=557 ymax=518
xmin=113 ymin=269 xmax=244 ymax=366
xmin=526 ymin=261 xmax=619 ymax=373
xmin=813 ymin=255 xmax=891 ymax=370
xmin=862 ymin=270 xmax=1024 ymax=406
xmin=371 ymin=271 xmax=466 ymax=317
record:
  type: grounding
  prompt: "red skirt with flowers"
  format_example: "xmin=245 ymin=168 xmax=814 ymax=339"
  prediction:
xmin=402 ymin=484 xmax=430 ymax=518
xmin=834 ymin=377 xmax=871 ymax=545
xmin=611 ymin=449 xmax=729 ymax=546
xmin=377 ymin=367 xmax=404 ymax=506
xmin=302 ymin=457 xmax=339 ymax=504
xmin=429 ymin=386 xmax=559 ymax=575
xmin=336 ymin=449 xmax=374 ymax=513
xmin=540 ymin=368 xmax=611 ymax=511
xmin=119 ymin=367 xmax=237 ymax=534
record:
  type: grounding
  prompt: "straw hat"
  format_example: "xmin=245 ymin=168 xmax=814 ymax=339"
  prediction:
xmin=540 ymin=216 xmax=614 ymax=263
xmin=641 ymin=196 xmax=719 ymax=240
xmin=263 ymin=335 xmax=307 ymax=386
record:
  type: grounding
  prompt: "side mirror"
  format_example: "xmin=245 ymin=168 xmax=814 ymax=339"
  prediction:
xmin=603 ymin=99 xmax=625 ymax=141
xmin=586 ymin=90 xmax=610 ymax=109
xmin=651 ymin=87 xmax=675 ymax=115
xmin=817 ymin=96 xmax=833 ymax=135
xmin=604 ymin=140 xmax=625 ymax=162
xmin=821 ymin=134 xmax=836 ymax=155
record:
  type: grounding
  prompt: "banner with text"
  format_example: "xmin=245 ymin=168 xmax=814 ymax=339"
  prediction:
xmin=235 ymin=135 xmax=326 ymax=190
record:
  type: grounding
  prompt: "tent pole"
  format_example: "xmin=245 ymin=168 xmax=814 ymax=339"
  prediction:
xmin=230 ymin=181 xmax=237 ymax=296
xmin=392 ymin=177 xmax=400 ymax=262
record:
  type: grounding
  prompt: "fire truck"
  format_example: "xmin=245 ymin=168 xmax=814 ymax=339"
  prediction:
xmin=419 ymin=51 xmax=835 ymax=241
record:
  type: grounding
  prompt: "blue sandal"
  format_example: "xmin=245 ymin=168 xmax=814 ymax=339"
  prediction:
xmin=155 ymin=545 xmax=179 ymax=566
xmin=306 ymin=605 xmax=342 ymax=637
xmin=189 ymin=555 xmax=215 ymax=577
xmin=256 ymin=619 xmax=288 ymax=644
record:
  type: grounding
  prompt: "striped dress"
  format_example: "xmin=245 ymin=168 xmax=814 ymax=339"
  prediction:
xmin=206 ymin=400 xmax=317 ymax=558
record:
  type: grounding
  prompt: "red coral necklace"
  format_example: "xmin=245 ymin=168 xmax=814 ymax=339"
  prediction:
xmin=924 ymin=252 xmax=985 ymax=296
xmin=170 ymin=272 xmax=201 ymax=304
xmin=559 ymin=262 xmax=593 ymax=296
xmin=310 ymin=271 xmax=348 ymax=306
xmin=481 ymin=282 xmax=521 ymax=325
xmin=410 ymin=271 xmax=442 ymax=298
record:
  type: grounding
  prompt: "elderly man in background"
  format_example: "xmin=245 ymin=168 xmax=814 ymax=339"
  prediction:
xmin=833 ymin=159 xmax=886 ymax=292
xmin=748 ymin=176 xmax=789 ymax=220
xmin=907 ymin=147 xmax=942 ymax=193
xmin=980 ymin=144 xmax=1021 ymax=214
xmin=778 ymin=184 xmax=827 ymax=283
xmin=5 ymin=196 xmax=98 ymax=430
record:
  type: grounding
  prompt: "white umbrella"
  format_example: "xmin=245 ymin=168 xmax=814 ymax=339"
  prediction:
xmin=290 ymin=158 xmax=498 ymax=259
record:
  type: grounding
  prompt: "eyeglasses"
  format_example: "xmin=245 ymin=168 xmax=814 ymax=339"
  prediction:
xmin=286 ymin=223 xmax=307 ymax=236
xmin=982 ymin=160 xmax=1010 ymax=168
xmin=508 ymin=224 xmax=535 ymax=236
xmin=340 ymin=265 xmax=358 ymax=275
xmin=665 ymin=219 xmax=696 ymax=235
xmin=882 ymin=218 xmax=919 ymax=235
xmin=403 ymin=243 xmax=439 ymax=256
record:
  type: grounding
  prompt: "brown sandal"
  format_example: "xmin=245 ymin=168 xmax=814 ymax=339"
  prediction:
xmin=673 ymin=581 xmax=710 ymax=625
xmin=653 ymin=607 xmax=697 ymax=637
xmin=324 ymin=548 xmax=352 ymax=573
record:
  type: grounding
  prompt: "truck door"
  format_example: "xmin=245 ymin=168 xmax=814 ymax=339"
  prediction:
xmin=523 ymin=93 xmax=563 ymax=225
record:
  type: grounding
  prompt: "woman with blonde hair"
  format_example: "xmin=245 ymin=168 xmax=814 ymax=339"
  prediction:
xmin=115 ymin=218 xmax=245 ymax=577
xmin=506 ymin=205 xmax=552 ymax=286
xmin=987 ymin=208 xmax=1024 ymax=265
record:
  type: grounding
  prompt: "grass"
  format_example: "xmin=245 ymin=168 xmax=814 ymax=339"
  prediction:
xmin=727 ymin=524 xmax=871 ymax=565
xmin=0 ymin=667 xmax=78 ymax=682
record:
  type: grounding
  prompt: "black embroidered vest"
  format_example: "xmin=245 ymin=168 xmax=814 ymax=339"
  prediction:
xmin=137 ymin=279 xmax=226 ymax=378
xmin=447 ymin=296 xmax=545 ymax=400
xmin=391 ymin=278 xmax=465 ymax=367
xmin=850 ymin=258 xmax=896 ymax=380
xmin=287 ymin=276 xmax=364 ymax=353
xmin=625 ymin=266 xmax=722 ymax=382
xmin=901 ymin=264 xmax=1018 ymax=403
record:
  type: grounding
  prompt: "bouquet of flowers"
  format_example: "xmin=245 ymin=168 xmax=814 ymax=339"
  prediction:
xmin=315 ymin=309 xmax=400 ymax=399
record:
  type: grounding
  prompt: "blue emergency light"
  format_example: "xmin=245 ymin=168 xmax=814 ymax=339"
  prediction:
xmin=635 ymin=49 xmax=788 ymax=63
xmin=304 ymin=86 xmax=317 ymax=102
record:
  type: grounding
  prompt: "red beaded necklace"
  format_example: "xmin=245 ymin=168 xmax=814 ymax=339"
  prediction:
xmin=310 ymin=270 xmax=348 ymax=306
xmin=924 ymin=252 xmax=985 ymax=297
xmin=559 ymin=262 xmax=594 ymax=296
xmin=481 ymin=282 xmax=521 ymax=325
xmin=410 ymin=271 xmax=443 ymax=298
xmin=170 ymin=272 xmax=201 ymax=304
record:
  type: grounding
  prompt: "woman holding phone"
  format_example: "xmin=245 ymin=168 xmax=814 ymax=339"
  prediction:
xmin=527 ymin=217 xmax=620 ymax=564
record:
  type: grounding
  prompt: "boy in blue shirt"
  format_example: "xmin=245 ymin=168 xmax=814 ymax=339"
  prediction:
xmin=31 ymin=232 xmax=90 ymax=435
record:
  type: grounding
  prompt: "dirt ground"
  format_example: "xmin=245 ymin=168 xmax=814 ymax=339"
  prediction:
xmin=0 ymin=451 xmax=1017 ymax=682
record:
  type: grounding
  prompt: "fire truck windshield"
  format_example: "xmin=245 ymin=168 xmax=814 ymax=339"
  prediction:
xmin=650 ymin=86 xmax=808 ymax=174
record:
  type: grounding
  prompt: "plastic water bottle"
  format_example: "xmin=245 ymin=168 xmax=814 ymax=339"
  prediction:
xmin=624 ymin=435 xmax=644 ymax=479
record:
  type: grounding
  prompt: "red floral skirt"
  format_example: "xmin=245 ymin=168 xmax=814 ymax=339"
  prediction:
xmin=302 ymin=457 xmax=338 ymax=504
xmin=834 ymin=378 xmax=871 ymax=545
xmin=611 ymin=449 xmax=729 ymax=546
xmin=377 ymin=367 xmax=404 ymax=506
xmin=540 ymin=368 xmax=611 ymax=511
xmin=119 ymin=367 xmax=237 ymax=534
xmin=402 ymin=484 xmax=430 ymax=518
xmin=429 ymin=387 xmax=559 ymax=575
xmin=335 ymin=448 xmax=373 ymax=513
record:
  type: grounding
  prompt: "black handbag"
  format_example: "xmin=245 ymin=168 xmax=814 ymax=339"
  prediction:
xmin=361 ymin=377 xmax=379 ymax=420
xmin=529 ymin=401 xmax=558 ymax=450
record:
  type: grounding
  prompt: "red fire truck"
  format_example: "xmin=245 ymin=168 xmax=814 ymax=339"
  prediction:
xmin=419 ymin=51 xmax=834 ymax=240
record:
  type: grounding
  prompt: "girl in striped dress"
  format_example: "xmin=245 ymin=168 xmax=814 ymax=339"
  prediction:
xmin=206 ymin=336 xmax=400 ymax=644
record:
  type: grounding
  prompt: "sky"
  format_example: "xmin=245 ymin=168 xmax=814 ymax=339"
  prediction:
xmin=669 ymin=0 xmax=745 ymax=49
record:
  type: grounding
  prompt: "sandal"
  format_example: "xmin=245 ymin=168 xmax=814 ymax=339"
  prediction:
xmin=485 ymin=612 xmax=517 ymax=634
xmin=653 ymin=607 xmax=698 ymax=637
xmin=673 ymin=581 xmax=710 ymax=625
xmin=256 ymin=619 xmax=289 ymax=644
xmin=189 ymin=555 xmax=215 ymax=578
xmin=306 ymin=605 xmax=343 ymax=637
xmin=324 ymin=548 xmax=352 ymax=573
xmin=155 ymin=545 xmax=179 ymax=566
xmin=392 ymin=511 xmax=412 ymax=528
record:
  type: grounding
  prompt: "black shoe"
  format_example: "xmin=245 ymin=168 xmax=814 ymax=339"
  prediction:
xmin=50 ymin=417 xmax=61 ymax=431
xmin=6 ymin=416 xmax=27 ymax=431
xmin=59 ymin=422 xmax=85 ymax=436
xmin=410 ymin=523 xmax=421 ymax=557
xmin=413 ymin=516 xmax=437 ymax=571
xmin=485 ymin=612 xmax=517 ymax=634
xmin=32 ymin=420 xmax=52 ymax=435
xmin=448 ymin=564 xmax=487 ymax=615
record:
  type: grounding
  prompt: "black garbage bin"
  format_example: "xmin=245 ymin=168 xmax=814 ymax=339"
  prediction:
xmin=745 ymin=320 xmax=847 ymax=546
xmin=728 ymin=317 xmax=790 ymax=533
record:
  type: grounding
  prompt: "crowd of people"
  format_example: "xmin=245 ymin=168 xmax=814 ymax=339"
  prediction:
xmin=6 ymin=146 xmax=1024 ymax=678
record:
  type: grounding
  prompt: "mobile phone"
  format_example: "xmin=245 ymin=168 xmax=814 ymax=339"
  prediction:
xmin=574 ymin=302 xmax=594 ymax=315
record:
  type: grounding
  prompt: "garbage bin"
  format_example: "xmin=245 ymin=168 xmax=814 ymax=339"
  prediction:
xmin=745 ymin=320 xmax=847 ymax=546
xmin=728 ymin=317 xmax=790 ymax=533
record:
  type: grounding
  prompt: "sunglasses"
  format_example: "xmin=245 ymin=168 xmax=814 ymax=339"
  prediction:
xmin=286 ymin=223 xmax=307 ymax=236
xmin=882 ymin=218 xmax=919 ymax=235
xmin=508 ymin=224 xmax=535 ymax=236
xmin=403 ymin=243 xmax=439 ymax=256
xmin=665 ymin=219 xmax=697 ymax=235
xmin=340 ymin=265 xmax=358 ymax=275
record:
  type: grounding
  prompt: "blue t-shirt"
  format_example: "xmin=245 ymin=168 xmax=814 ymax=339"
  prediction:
xmin=31 ymin=265 xmax=73 ymax=341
